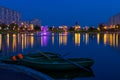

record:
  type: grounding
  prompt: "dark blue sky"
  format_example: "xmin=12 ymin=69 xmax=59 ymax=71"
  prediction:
xmin=0 ymin=0 xmax=120 ymax=27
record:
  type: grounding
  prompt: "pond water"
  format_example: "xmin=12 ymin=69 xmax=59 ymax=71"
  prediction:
xmin=0 ymin=32 xmax=120 ymax=80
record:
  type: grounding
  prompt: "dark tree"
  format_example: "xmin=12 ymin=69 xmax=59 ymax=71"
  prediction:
xmin=9 ymin=23 xmax=19 ymax=30
xmin=116 ymin=24 xmax=120 ymax=29
xmin=88 ymin=27 xmax=97 ymax=31
xmin=69 ymin=27 xmax=74 ymax=31
xmin=0 ymin=23 xmax=8 ymax=30
xmin=49 ymin=27 xmax=53 ymax=31
xmin=98 ymin=24 xmax=104 ymax=31
xmin=34 ymin=25 xmax=41 ymax=31
xmin=49 ymin=27 xmax=57 ymax=31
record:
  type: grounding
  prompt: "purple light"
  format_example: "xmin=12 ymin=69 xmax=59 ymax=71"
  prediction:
xmin=41 ymin=35 xmax=47 ymax=46
xmin=41 ymin=32 xmax=47 ymax=35
xmin=40 ymin=26 xmax=49 ymax=46
xmin=41 ymin=26 xmax=47 ymax=32
xmin=41 ymin=26 xmax=48 ymax=36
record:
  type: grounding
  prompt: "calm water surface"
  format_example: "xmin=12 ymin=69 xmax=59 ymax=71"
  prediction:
xmin=0 ymin=32 xmax=120 ymax=80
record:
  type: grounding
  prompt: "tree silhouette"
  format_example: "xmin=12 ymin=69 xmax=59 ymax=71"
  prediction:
xmin=0 ymin=23 xmax=8 ymax=30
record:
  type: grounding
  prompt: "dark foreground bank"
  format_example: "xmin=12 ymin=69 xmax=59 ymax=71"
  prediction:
xmin=0 ymin=63 xmax=53 ymax=80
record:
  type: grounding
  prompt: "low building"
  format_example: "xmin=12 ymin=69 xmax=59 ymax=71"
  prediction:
xmin=59 ymin=26 xmax=68 ymax=31
xmin=74 ymin=21 xmax=81 ymax=31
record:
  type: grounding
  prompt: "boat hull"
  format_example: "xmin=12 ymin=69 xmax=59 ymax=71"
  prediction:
xmin=20 ymin=58 xmax=94 ymax=70
xmin=0 ymin=52 xmax=94 ymax=71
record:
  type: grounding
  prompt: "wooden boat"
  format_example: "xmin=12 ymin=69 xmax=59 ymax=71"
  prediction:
xmin=0 ymin=52 xmax=94 ymax=71
xmin=20 ymin=57 xmax=94 ymax=70
xmin=24 ymin=52 xmax=60 ymax=59
xmin=0 ymin=56 xmax=19 ymax=64
xmin=0 ymin=52 xmax=58 ymax=64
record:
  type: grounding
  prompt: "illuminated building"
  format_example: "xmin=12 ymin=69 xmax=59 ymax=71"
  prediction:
xmin=59 ymin=26 xmax=68 ymax=31
xmin=29 ymin=24 xmax=34 ymax=30
xmin=74 ymin=21 xmax=81 ymax=31
xmin=0 ymin=6 xmax=21 ymax=24
xmin=84 ymin=26 xmax=89 ymax=30
xmin=108 ymin=13 xmax=120 ymax=25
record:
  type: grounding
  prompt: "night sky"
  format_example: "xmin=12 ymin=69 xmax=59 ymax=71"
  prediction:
xmin=0 ymin=0 xmax=120 ymax=27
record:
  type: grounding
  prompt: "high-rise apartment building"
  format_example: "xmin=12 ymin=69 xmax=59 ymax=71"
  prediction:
xmin=108 ymin=13 xmax=120 ymax=25
xmin=0 ymin=6 xmax=21 ymax=24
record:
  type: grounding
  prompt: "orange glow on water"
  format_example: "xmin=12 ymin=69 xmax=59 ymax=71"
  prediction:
xmin=85 ymin=33 xmax=89 ymax=45
xmin=0 ymin=34 xmax=2 ymax=51
xmin=75 ymin=33 xmax=80 ymax=46
xmin=59 ymin=33 xmax=67 ymax=45
xmin=104 ymin=34 xmax=107 ymax=45
xmin=12 ymin=34 xmax=16 ymax=52
xmin=97 ymin=33 xmax=100 ymax=45
xmin=52 ymin=33 xmax=54 ymax=45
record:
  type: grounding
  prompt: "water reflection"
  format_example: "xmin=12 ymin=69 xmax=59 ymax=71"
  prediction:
xmin=116 ymin=34 xmax=118 ymax=47
xmin=103 ymin=33 xmax=119 ymax=47
xmin=52 ymin=33 xmax=54 ymax=45
xmin=0 ymin=34 xmax=2 ymax=51
xmin=30 ymin=34 xmax=34 ymax=47
xmin=59 ymin=33 xmax=62 ymax=45
xmin=85 ymin=33 xmax=89 ymax=45
xmin=0 ymin=33 xmax=120 ymax=56
xmin=12 ymin=34 xmax=16 ymax=52
xmin=97 ymin=33 xmax=100 ymax=44
xmin=7 ymin=34 xmax=9 ymax=48
xmin=41 ymin=35 xmax=47 ymax=47
xmin=104 ymin=34 xmax=107 ymax=45
xmin=21 ymin=34 xmax=25 ymax=51
xmin=75 ymin=33 xmax=80 ymax=46
xmin=59 ymin=33 xmax=67 ymax=45
xmin=110 ymin=34 xmax=113 ymax=46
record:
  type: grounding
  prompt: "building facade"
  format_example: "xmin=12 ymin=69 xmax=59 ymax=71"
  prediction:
xmin=74 ymin=21 xmax=81 ymax=30
xmin=0 ymin=6 xmax=21 ymax=25
xmin=108 ymin=13 xmax=120 ymax=25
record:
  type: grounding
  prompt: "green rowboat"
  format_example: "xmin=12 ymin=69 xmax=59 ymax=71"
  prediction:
xmin=0 ymin=52 xmax=94 ymax=71
xmin=0 ymin=52 xmax=58 ymax=64
xmin=20 ymin=57 xmax=94 ymax=70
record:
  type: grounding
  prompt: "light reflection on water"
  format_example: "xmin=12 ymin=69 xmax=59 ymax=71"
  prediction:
xmin=85 ymin=33 xmax=89 ymax=45
xmin=41 ymin=35 xmax=47 ymax=47
xmin=74 ymin=33 xmax=80 ymax=46
xmin=102 ymin=33 xmax=119 ymax=47
xmin=52 ymin=33 xmax=54 ymax=45
xmin=0 ymin=33 xmax=120 ymax=56
xmin=0 ymin=34 xmax=2 ymax=51
xmin=59 ymin=33 xmax=67 ymax=45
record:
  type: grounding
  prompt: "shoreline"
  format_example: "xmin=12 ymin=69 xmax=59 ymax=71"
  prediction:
xmin=0 ymin=30 xmax=120 ymax=34
xmin=0 ymin=63 xmax=53 ymax=80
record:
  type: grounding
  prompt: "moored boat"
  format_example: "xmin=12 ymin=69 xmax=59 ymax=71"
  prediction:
xmin=24 ymin=52 xmax=59 ymax=59
xmin=0 ymin=52 xmax=58 ymax=64
xmin=20 ymin=57 xmax=94 ymax=70
xmin=0 ymin=56 xmax=19 ymax=64
xmin=0 ymin=52 xmax=94 ymax=71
